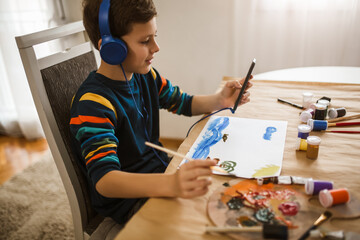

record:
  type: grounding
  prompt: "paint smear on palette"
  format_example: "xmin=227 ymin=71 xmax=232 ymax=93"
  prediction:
xmin=220 ymin=180 xmax=300 ymax=228
xmin=191 ymin=117 xmax=230 ymax=159
xmin=252 ymin=164 xmax=280 ymax=178
xmin=263 ymin=126 xmax=277 ymax=140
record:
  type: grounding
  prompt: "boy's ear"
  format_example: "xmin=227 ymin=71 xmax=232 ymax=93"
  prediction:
xmin=98 ymin=39 xmax=102 ymax=50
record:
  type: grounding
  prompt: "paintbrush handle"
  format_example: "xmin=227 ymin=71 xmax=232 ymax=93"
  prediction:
xmin=206 ymin=226 xmax=262 ymax=233
xmin=326 ymin=130 xmax=360 ymax=134
xmin=277 ymin=98 xmax=305 ymax=110
xmin=145 ymin=141 xmax=192 ymax=161
xmin=298 ymin=225 xmax=317 ymax=240
xmin=328 ymin=121 xmax=360 ymax=127
xmin=145 ymin=142 xmax=229 ymax=174
xmin=327 ymin=113 xmax=360 ymax=123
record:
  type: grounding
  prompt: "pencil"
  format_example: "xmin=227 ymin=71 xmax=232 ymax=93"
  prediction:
xmin=145 ymin=141 xmax=231 ymax=174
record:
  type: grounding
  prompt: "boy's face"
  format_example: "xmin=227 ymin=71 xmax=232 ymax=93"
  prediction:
xmin=122 ymin=17 xmax=160 ymax=75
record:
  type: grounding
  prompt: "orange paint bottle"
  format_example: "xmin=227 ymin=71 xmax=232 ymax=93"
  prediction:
xmin=319 ymin=188 xmax=350 ymax=208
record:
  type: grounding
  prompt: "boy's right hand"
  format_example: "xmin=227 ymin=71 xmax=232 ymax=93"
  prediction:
xmin=171 ymin=159 xmax=217 ymax=198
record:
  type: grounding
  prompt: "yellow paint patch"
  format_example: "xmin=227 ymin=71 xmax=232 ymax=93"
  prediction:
xmin=252 ymin=164 xmax=280 ymax=178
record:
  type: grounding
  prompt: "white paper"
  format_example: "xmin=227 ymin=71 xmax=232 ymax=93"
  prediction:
xmin=180 ymin=116 xmax=288 ymax=178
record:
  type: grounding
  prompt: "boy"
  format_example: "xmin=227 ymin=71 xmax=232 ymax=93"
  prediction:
xmin=71 ymin=0 xmax=252 ymax=225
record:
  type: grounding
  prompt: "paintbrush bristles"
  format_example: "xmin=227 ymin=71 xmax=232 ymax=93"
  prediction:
xmin=314 ymin=211 xmax=332 ymax=226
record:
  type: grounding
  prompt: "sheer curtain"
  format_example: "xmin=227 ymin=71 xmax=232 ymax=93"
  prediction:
xmin=0 ymin=0 xmax=67 ymax=139
xmin=233 ymin=0 xmax=360 ymax=75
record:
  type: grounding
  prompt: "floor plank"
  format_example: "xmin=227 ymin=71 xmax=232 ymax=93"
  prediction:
xmin=0 ymin=136 xmax=49 ymax=185
xmin=0 ymin=136 xmax=182 ymax=185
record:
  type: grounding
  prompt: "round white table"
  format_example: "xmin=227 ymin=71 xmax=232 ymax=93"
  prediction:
xmin=254 ymin=66 xmax=360 ymax=84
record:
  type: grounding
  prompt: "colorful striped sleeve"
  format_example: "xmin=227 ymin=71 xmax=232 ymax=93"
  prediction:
xmin=151 ymin=67 xmax=193 ymax=116
xmin=70 ymin=92 xmax=120 ymax=185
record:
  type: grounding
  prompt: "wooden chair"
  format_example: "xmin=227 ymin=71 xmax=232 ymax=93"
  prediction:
xmin=15 ymin=21 xmax=119 ymax=239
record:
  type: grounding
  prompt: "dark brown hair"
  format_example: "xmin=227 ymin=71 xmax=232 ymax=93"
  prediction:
xmin=82 ymin=0 xmax=157 ymax=50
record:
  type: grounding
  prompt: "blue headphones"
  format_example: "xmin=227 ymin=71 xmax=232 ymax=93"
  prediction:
xmin=99 ymin=0 xmax=127 ymax=65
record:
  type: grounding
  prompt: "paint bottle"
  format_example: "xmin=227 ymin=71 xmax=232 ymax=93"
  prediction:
xmin=314 ymin=103 xmax=327 ymax=120
xmin=306 ymin=136 xmax=321 ymax=160
xmin=305 ymin=179 xmax=333 ymax=195
xmin=300 ymin=108 xmax=315 ymax=123
xmin=295 ymin=138 xmax=307 ymax=151
xmin=307 ymin=119 xmax=328 ymax=131
xmin=302 ymin=92 xmax=314 ymax=109
xmin=319 ymin=188 xmax=350 ymax=208
xmin=328 ymin=107 xmax=346 ymax=119
xmin=308 ymin=103 xmax=317 ymax=111
xmin=257 ymin=178 xmax=264 ymax=186
xmin=317 ymin=99 xmax=330 ymax=118
xmin=298 ymin=124 xmax=311 ymax=139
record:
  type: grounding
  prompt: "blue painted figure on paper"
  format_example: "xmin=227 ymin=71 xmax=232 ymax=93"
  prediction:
xmin=263 ymin=126 xmax=277 ymax=140
xmin=192 ymin=117 xmax=230 ymax=159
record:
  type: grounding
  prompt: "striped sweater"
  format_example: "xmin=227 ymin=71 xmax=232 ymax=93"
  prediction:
xmin=69 ymin=67 xmax=193 ymax=223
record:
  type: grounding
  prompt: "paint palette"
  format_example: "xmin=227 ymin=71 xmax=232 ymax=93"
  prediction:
xmin=207 ymin=179 xmax=324 ymax=239
xmin=208 ymin=180 xmax=360 ymax=239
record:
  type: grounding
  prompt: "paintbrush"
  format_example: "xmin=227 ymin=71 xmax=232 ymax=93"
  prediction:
xmin=145 ymin=141 xmax=232 ymax=175
xmin=327 ymin=113 xmax=360 ymax=123
xmin=325 ymin=130 xmax=360 ymax=134
xmin=327 ymin=121 xmax=360 ymax=127
xmin=206 ymin=224 xmax=288 ymax=239
xmin=298 ymin=211 xmax=332 ymax=240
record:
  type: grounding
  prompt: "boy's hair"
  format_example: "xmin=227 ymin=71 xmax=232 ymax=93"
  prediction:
xmin=82 ymin=0 xmax=157 ymax=50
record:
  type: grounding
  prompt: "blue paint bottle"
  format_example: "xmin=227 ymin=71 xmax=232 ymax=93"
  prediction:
xmin=298 ymin=124 xmax=311 ymax=139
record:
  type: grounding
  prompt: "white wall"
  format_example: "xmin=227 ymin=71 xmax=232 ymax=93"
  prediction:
xmin=153 ymin=0 xmax=236 ymax=139
xmin=64 ymin=0 xmax=360 ymax=139
xmin=153 ymin=0 xmax=360 ymax=139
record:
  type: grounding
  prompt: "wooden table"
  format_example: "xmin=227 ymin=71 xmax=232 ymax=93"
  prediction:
xmin=115 ymin=79 xmax=360 ymax=240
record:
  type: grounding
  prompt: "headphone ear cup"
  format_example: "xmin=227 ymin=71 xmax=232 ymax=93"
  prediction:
xmin=100 ymin=35 xmax=128 ymax=65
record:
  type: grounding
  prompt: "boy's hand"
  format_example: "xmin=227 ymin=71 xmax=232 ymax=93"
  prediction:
xmin=218 ymin=76 xmax=253 ymax=109
xmin=171 ymin=159 xmax=217 ymax=198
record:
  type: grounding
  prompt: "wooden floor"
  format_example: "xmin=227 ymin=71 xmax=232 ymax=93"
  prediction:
xmin=0 ymin=135 xmax=183 ymax=185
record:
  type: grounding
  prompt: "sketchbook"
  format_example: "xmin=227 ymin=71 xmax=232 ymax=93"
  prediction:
xmin=180 ymin=116 xmax=288 ymax=178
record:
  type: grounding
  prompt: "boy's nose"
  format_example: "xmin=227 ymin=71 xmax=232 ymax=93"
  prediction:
xmin=151 ymin=40 xmax=160 ymax=53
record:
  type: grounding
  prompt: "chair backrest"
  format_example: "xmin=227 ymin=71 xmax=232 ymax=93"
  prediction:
xmin=16 ymin=21 xmax=101 ymax=239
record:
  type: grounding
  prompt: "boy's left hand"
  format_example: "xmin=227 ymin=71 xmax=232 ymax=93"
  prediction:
xmin=218 ymin=76 xmax=253 ymax=109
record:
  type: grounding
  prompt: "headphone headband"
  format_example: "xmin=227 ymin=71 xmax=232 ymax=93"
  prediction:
xmin=99 ymin=0 xmax=111 ymax=37
xmin=98 ymin=0 xmax=127 ymax=65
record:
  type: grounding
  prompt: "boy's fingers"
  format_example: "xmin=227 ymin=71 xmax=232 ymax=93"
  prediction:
xmin=183 ymin=185 xmax=209 ymax=198
xmin=183 ymin=159 xmax=217 ymax=169
xmin=182 ymin=168 xmax=213 ymax=181
xmin=225 ymin=80 xmax=242 ymax=89
xmin=183 ymin=178 xmax=211 ymax=191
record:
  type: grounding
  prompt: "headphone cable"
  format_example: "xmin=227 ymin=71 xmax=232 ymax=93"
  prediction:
xmin=186 ymin=107 xmax=235 ymax=138
xmin=120 ymin=64 xmax=168 ymax=167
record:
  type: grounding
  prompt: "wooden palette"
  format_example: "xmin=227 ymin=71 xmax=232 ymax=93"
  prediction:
xmin=207 ymin=179 xmax=360 ymax=239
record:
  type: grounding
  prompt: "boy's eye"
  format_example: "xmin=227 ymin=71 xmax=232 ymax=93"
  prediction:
xmin=140 ymin=35 xmax=157 ymax=45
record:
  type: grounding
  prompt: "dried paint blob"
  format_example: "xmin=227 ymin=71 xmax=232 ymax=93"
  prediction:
xmin=254 ymin=208 xmax=275 ymax=223
xmin=222 ymin=133 xmax=229 ymax=142
xmin=223 ymin=182 xmax=230 ymax=187
xmin=278 ymin=202 xmax=300 ymax=216
xmin=227 ymin=197 xmax=244 ymax=210
xmin=220 ymin=161 xmax=236 ymax=173
xmin=237 ymin=216 xmax=258 ymax=227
